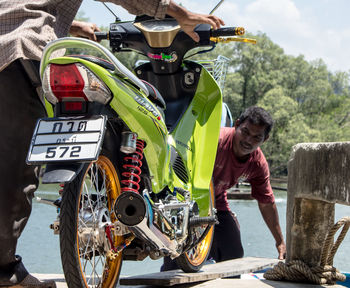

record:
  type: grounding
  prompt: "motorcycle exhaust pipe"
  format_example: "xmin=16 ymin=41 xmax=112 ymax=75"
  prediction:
xmin=113 ymin=191 xmax=180 ymax=258
xmin=114 ymin=192 xmax=146 ymax=226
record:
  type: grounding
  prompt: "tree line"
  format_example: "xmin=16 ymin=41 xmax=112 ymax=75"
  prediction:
xmin=210 ymin=33 xmax=350 ymax=176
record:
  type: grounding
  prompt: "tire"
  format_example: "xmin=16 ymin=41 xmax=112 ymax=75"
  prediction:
xmin=60 ymin=155 xmax=123 ymax=288
xmin=176 ymin=180 xmax=215 ymax=272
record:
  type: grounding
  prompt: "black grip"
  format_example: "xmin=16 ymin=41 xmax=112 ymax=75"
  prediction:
xmin=95 ymin=32 xmax=109 ymax=41
xmin=211 ymin=27 xmax=245 ymax=37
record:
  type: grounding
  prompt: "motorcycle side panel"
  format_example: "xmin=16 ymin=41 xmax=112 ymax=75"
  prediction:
xmin=171 ymin=67 xmax=222 ymax=216
xmin=44 ymin=57 xmax=171 ymax=193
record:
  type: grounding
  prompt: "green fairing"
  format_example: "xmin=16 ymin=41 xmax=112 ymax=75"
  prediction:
xmin=107 ymin=75 xmax=172 ymax=193
xmin=44 ymin=57 xmax=221 ymax=216
xmin=46 ymin=57 xmax=170 ymax=193
xmin=170 ymin=66 xmax=222 ymax=216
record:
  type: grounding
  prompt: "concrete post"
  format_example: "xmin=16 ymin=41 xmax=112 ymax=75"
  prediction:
xmin=286 ymin=142 xmax=350 ymax=266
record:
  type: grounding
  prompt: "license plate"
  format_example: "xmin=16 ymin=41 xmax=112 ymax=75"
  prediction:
xmin=27 ymin=115 xmax=107 ymax=164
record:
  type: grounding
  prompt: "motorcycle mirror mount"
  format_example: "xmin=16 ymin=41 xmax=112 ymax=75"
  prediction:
xmin=209 ymin=0 xmax=225 ymax=15
xmin=101 ymin=2 xmax=121 ymax=22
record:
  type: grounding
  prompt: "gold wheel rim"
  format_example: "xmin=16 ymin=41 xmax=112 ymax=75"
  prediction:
xmin=185 ymin=181 xmax=215 ymax=266
xmin=76 ymin=156 xmax=123 ymax=288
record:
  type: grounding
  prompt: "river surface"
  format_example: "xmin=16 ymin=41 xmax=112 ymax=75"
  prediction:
xmin=17 ymin=186 xmax=350 ymax=276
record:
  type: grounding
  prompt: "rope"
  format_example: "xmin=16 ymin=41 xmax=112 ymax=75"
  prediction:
xmin=264 ymin=216 xmax=350 ymax=285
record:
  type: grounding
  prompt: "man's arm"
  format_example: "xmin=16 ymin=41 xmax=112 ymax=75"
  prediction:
xmin=70 ymin=20 xmax=101 ymax=41
xmin=108 ymin=0 xmax=224 ymax=42
xmin=69 ymin=2 xmax=224 ymax=43
xmin=258 ymin=201 xmax=286 ymax=260
xmin=166 ymin=1 xmax=225 ymax=42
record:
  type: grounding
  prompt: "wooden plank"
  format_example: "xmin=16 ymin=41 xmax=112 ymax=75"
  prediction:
xmin=184 ymin=278 xmax=349 ymax=288
xmin=119 ymin=257 xmax=280 ymax=286
xmin=32 ymin=273 xmax=349 ymax=288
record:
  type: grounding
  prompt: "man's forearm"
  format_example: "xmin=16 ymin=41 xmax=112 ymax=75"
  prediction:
xmin=258 ymin=201 xmax=286 ymax=259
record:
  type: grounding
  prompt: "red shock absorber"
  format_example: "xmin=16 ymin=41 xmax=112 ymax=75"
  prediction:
xmin=121 ymin=139 xmax=145 ymax=194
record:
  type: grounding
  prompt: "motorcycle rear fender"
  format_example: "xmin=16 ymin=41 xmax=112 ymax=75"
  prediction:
xmin=42 ymin=163 xmax=84 ymax=184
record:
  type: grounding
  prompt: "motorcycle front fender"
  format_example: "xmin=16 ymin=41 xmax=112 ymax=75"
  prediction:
xmin=42 ymin=163 xmax=84 ymax=184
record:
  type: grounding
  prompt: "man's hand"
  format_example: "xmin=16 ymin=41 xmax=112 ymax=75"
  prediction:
xmin=69 ymin=20 xmax=101 ymax=42
xmin=167 ymin=1 xmax=225 ymax=42
xmin=276 ymin=240 xmax=286 ymax=260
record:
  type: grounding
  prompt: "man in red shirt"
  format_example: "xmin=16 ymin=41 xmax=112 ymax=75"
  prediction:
xmin=211 ymin=106 xmax=286 ymax=261
xmin=162 ymin=106 xmax=285 ymax=271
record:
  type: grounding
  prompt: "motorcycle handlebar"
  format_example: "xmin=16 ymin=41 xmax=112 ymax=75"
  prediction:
xmin=95 ymin=32 xmax=109 ymax=41
xmin=211 ymin=27 xmax=245 ymax=37
xmin=94 ymin=26 xmax=245 ymax=45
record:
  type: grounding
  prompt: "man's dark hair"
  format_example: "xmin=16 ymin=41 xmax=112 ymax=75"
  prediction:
xmin=237 ymin=106 xmax=274 ymax=138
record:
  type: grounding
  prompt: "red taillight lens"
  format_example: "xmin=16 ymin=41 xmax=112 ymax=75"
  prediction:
xmin=49 ymin=64 xmax=88 ymax=101
xmin=64 ymin=101 xmax=83 ymax=111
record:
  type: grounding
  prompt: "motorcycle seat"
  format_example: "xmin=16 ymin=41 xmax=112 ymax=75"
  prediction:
xmin=141 ymin=80 xmax=166 ymax=110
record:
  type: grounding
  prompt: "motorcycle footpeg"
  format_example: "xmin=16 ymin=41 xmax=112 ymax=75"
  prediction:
xmin=188 ymin=215 xmax=217 ymax=228
xmin=50 ymin=220 xmax=60 ymax=235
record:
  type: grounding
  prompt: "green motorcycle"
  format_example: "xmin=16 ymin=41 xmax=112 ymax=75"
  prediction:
xmin=27 ymin=15 xmax=252 ymax=288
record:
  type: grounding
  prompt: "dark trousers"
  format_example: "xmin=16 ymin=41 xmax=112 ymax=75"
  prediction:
xmin=161 ymin=210 xmax=244 ymax=271
xmin=0 ymin=59 xmax=46 ymax=285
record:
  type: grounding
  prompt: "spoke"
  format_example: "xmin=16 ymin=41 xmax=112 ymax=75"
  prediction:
xmin=88 ymin=167 xmax=98 ymax=223
xmin=99 ymin=170 xmax=105 ymax=203
xmin=76 ymin=158 xmax=118 ymax=287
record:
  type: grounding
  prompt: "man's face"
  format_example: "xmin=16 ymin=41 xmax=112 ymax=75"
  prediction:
xmin=233 ymin=120 xmax=268 ymax=158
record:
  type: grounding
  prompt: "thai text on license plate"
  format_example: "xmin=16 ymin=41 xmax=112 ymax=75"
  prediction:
xmin=27 ymin=115 xmax=106 ymax=164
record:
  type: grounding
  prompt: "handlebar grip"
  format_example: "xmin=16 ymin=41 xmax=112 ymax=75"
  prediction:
xmin=211 ymin=27 xmax=245 ymax=37
xmin=95 ymin=32 xmax=109 ymax=41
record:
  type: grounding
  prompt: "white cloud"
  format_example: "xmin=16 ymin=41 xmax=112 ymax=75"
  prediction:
xmin=320 ymin=28 xmax=350 ymax=72
xmin=212 ymin=0 xmax=350 ymax=72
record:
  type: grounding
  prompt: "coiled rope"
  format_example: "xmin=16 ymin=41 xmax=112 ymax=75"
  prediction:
xmin=264 ymin=216 xmax=350 ymax=285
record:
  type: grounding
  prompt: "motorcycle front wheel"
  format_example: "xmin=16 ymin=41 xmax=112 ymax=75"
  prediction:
xmin=60 ymin=155 xmax=123 ymax=288
xmin=176 ymin=180 xmax=215 ymax=272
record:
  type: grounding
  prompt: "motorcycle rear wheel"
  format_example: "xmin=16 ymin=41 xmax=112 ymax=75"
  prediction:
xmin=176 ymin=180 xmax=215 ymax=272
xmin=60 ymin=155 xmax=123 ymax=288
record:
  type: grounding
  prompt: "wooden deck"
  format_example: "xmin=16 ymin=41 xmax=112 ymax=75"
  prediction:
xmin=120 ymin=257 xmax=278 ymax=286
xmin=32 ymin=257 xmax=348 ymax=287
xmin=32 ymin=274 xmax=349 ymax=288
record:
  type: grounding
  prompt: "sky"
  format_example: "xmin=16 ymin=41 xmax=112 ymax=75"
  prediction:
xmin=79 ymin=0 xmax=350 ymax=72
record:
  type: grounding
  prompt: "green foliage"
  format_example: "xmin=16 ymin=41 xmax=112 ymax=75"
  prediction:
xmin=257 ymin=87 xmax=321 ymax=174
xmin=220 ymin=33 xmax=350 ymax=176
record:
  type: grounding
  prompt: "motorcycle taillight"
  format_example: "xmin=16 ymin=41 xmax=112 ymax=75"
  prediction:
xmin=50 ymin=64 xmax=87 ymax=101
xmin=42 ymin=63 xmax=112 ymax=105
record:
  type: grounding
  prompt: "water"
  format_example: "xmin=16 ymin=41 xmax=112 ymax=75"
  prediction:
xmin=17 ymin=187 xmax=350 ymax=276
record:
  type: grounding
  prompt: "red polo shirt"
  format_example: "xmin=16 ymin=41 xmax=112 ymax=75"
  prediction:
xmin=213 ymin=127 xmax=275 ymax=211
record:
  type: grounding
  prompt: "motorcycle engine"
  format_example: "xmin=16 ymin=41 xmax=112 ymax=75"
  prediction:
xmin=153 ymin=193 xmax=199 ymax=242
